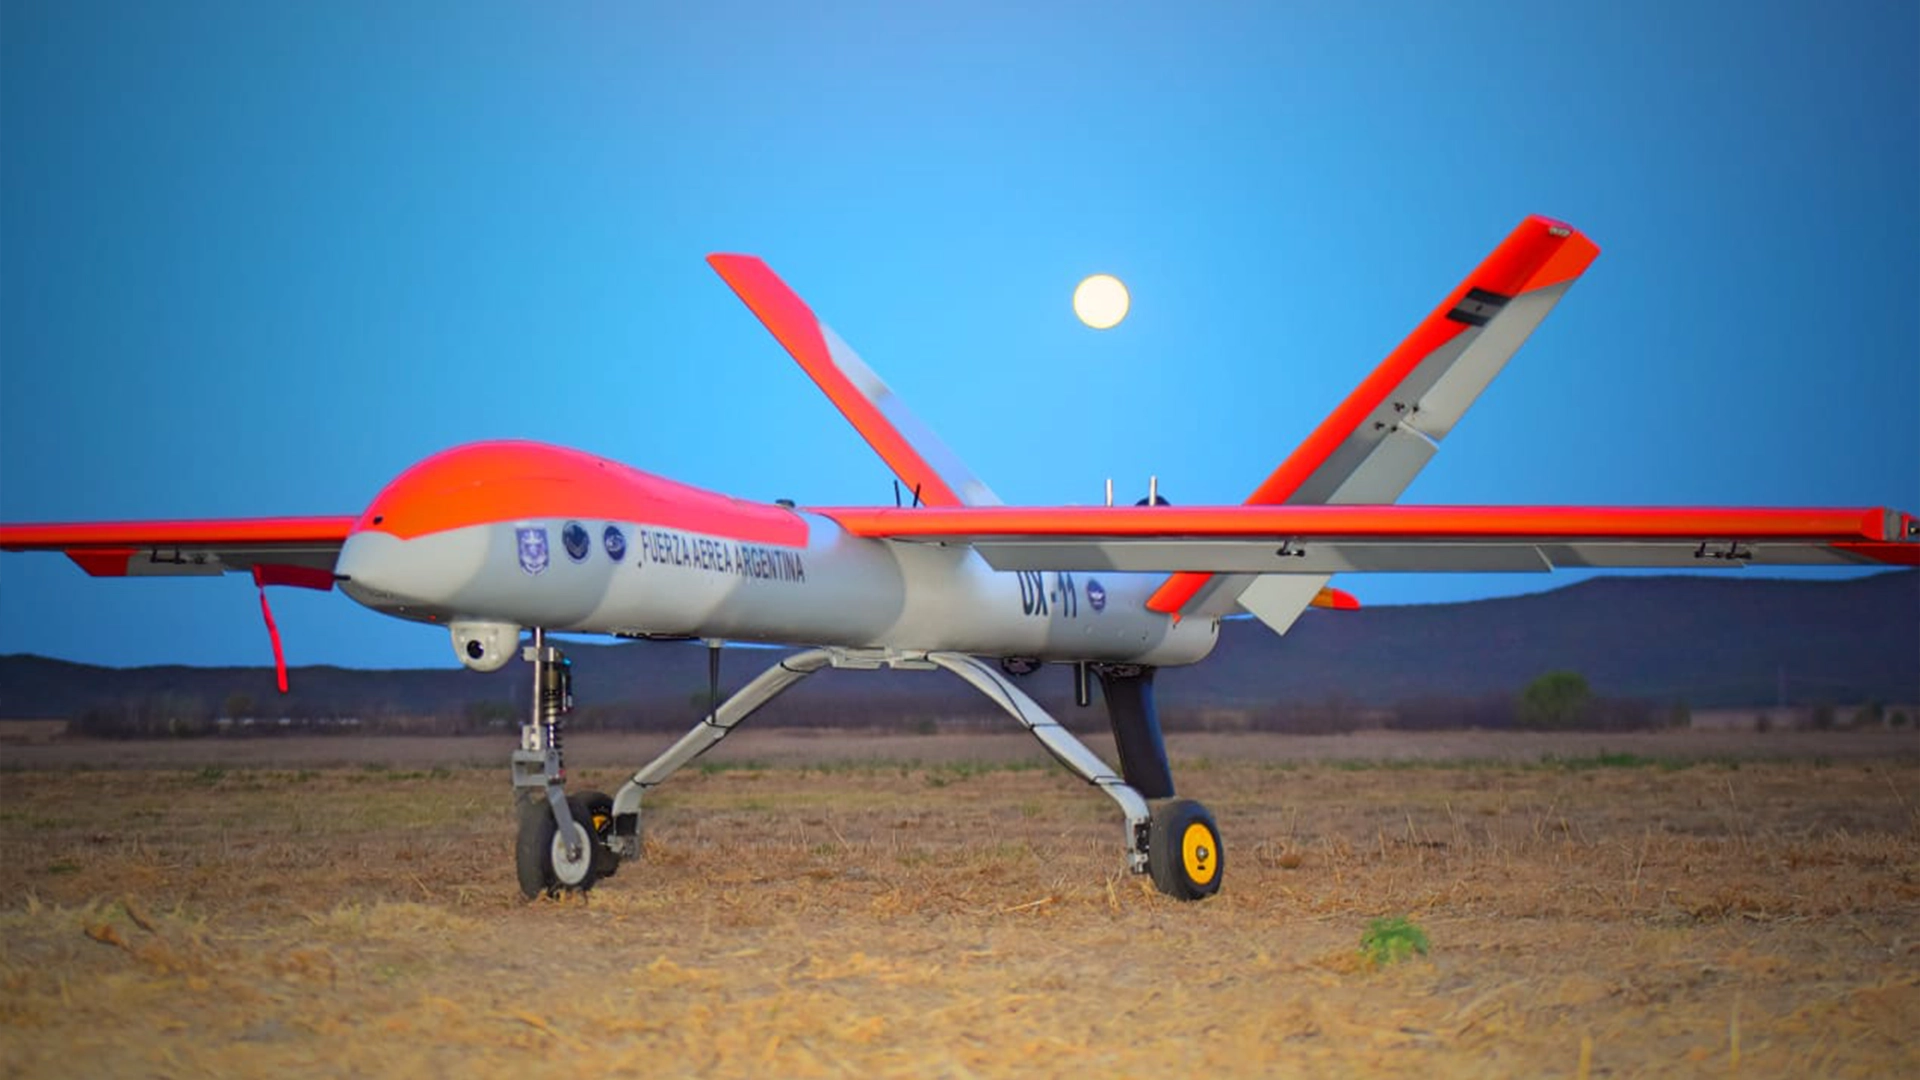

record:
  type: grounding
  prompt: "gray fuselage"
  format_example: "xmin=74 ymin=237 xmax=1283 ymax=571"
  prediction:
xmin=336 ymin=510 xmax=1218 ymax=667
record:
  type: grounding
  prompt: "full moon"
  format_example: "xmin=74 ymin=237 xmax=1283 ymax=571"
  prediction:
xmin=1072 ymin=274 xmax=1130 ymax=330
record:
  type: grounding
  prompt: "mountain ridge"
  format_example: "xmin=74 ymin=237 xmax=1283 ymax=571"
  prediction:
xmin=2 ymin=572 xmax=1913 ymax=726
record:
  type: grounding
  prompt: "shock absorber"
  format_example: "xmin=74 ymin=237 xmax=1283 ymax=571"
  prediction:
xmin=513 ymin=627 xmax=574 ymax=790
xmin=511 ymin=628 xmax=589 ymax=887
xmin=539 ymin=648 xmax=572 ymax=780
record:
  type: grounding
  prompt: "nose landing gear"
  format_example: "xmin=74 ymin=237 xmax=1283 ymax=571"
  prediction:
xmin=511 ymin=629 xmax=621 ymax=899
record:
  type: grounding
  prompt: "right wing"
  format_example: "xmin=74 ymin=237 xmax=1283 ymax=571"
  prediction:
xmin=0 ymin=516 xmax=353 ymax=587
xmin=2 ymin=515 xmax=356 ymax=691
xmin=1149 ymin=216 xmax=1602 ymax=630
xmin=708 ymin=253 xmax=1001 ymax=508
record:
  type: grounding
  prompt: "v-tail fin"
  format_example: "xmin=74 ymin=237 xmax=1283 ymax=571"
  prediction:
xmin=1149 ymin=215 xmax=1602 ymax=631
xmin=708 ymin=254 xmax=1000 ymax=508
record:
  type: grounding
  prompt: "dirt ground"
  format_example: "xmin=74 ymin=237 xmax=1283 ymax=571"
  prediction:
xmin=2 ymin=730 xmax=1916 ymax=1078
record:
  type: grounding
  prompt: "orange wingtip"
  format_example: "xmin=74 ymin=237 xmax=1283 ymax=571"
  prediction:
xmin=1311 ymin=587 xmax=1360 ymax=611
xmin=1835 ymin=541 xmax=1920 ymax=566
xmin=65 ymin=548 xmax=140 ymax=577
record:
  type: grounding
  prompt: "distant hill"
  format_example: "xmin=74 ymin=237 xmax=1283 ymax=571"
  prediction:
xmin=1 ymin=572 xmax=1913 ymax=731
xmin=1170 ymin=570 xmax=1920 ymax=709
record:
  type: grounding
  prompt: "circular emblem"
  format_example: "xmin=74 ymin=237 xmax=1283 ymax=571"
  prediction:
xmin=1087 ymin=578 xmax=1107 ymax=613
xmin=562 ymin=521 xmax=591 ymax=562
xmin=603 ymin=525 xmax=627 ymax=562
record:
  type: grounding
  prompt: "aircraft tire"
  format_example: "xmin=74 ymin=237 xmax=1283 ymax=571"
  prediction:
xmin=1148 ymin=798 xmax=1223 ymax=901
xmin=516 ymin=794 xmax=600 ymax=899
xmin=515 ymin=795 xmax=558 ymax=900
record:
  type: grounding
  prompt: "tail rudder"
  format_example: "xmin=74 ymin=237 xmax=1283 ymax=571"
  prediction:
xmin=708 ymin=254 xmax=1000 ymax=508
xmin=1150 ymin=216 xmax=1601 ymax=628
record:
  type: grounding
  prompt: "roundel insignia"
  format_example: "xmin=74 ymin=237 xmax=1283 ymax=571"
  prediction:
xmin=603 ymin=525 xmax=627 ymax=562
xmin=1087 ymin=578 xmax=1107 ymax=613
xmin=562 ymin=521 xmax=591 ymax=562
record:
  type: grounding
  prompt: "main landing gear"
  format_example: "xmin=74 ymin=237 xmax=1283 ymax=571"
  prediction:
xmin=508 ymin=634 xmax=1222 ymax=901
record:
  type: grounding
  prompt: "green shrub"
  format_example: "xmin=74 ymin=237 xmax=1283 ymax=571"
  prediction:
xmin=1519 ymin=671 xmax=1592 ymax=728
xmin=1360 ymin=916 xmax=1429 ymax=967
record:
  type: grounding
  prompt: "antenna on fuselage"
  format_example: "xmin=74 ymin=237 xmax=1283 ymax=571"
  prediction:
xmin=1105 ymin=478 xmax=1113 ymax=507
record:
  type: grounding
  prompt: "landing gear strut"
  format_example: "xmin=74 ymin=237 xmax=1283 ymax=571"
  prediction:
xmin=510 ymin=629 xmax=620 ymax=898
xmin=536 ymin=646 xmax=1222 ymax=902
xmin=505 ymin=637 xmax=1218 ymax=901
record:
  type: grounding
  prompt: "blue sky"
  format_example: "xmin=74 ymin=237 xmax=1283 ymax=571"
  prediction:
xmin=2 ymin=1 xmax=1915 ymax=669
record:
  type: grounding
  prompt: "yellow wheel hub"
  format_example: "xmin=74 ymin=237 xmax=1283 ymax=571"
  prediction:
xmin=1180 ymin=821 xmax=1218 ymax=886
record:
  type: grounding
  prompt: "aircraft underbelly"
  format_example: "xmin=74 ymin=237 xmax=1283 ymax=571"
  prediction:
xmin=880 ymin=540 xmax=1217 ymax=665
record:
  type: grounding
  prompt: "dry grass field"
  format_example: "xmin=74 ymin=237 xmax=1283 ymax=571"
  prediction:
xmin=2 ymin=729 xmax=1916 ymax=1077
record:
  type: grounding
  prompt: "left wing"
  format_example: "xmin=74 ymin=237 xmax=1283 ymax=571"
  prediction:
xmin=0 ymin=516 xmax=354 ymax=587
xmin=816 ymin=504 xmax=1920 ymax=574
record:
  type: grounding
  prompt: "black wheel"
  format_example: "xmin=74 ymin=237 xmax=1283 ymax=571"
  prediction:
xmin=515 ymin=792 xmax=599 ymax=900
xmin=573 ymin=790 xmax=620 ymax=880
xmin=1148 ymin=798 xmax=1223 ymax=900
xmin=515 ymin=794 xmax=557 ymax=899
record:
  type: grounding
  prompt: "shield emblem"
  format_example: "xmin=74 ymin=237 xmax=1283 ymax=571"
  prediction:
xmin=517 ymin=527 xmax=550 ymax=576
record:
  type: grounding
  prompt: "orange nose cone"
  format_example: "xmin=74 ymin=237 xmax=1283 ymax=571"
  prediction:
xmin=355 ymin=440 xmax=807 ymax=545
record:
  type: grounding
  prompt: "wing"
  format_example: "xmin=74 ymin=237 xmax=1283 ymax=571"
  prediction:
xmin=707 ymin=253 xmax=1000 ymax=508
xmin=817 ymin=504 xmax=1920 ymax=574
xmin=0 ymin=516 xmax=354 ymax=588
xmin=1150 ymin=216 xmax=1602 ymax=622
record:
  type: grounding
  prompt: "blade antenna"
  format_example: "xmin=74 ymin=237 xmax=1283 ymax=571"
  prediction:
xmin=894 ymin=479 xmax=902 ymax=508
